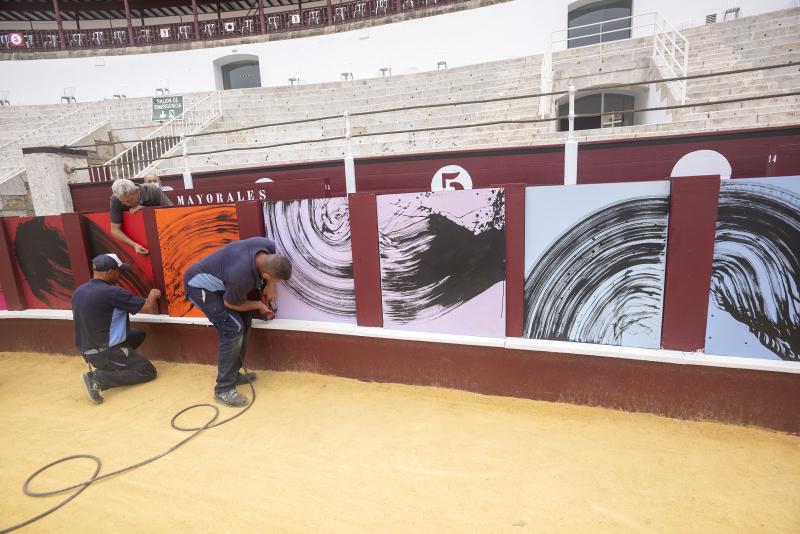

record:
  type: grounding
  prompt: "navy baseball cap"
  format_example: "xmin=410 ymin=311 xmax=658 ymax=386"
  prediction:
xmin=92 ymin=253 xmax=131 ymax=272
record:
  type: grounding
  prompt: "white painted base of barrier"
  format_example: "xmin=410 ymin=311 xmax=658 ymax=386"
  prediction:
xmin=0 ymin=309 xmax=796 ymax=375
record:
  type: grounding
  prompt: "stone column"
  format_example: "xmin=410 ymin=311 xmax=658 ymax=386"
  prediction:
xmin=21 ymin=147 xmax=89 ymax=216
xmin=0 ymin=170 xmax=34 ymax=217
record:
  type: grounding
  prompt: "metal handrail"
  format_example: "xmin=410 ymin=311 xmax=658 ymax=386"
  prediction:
xmin=0 ymin=101 xmax=99 ymax=150
xmin=540 ymin=11 xmax=689 ymax=115
xmin=539 ymin=41 xmax=553 ymax=118
xmin=92 ymin=93 xmax=221 ymax=181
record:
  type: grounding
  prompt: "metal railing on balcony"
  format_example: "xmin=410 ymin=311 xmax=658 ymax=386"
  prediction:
xmin=539 ymin=12 xmax=689 ymax=117
xmin=89 ymin=94 xmax=221 ymax=182
xmin=0 ymin=103 xmax=110 ymax=180
xmin=0 ymin=0 xmax=466 ymax=53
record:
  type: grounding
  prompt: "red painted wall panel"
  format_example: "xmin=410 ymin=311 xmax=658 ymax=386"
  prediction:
xmin=503 ymin=185 xmax=525 ymax=337
xmin=354 ymin=149 xmax=564 ymax=193
xmin=69 ymin=127 xmax=800 ymax=214
xmin=61 ymin=213 xmax=92 ymax=287
xmin=236 ymin=200 xmax=265 ymax=239
xmin=0 ymin=219 xmax=24 ymax=310
xmin=660 ymin=176 xmax=721 ymax=351
xmin=1 ymin=318 xmax=798 ymax=434
xmin=348 ymin=192 xmax=383 ymax=327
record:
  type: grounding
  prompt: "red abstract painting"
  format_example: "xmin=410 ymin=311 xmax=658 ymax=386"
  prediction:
xmin=155 ymin=205 xmax=239 ymax=317
xmin=6 ymin=216 xmax=75 ymax=309
xmin=83 ymin=211 xmax=155 ymax=298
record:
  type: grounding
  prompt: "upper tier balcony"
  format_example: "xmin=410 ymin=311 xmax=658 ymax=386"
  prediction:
xmin=0 ymin=0 xmax=470 ymax=54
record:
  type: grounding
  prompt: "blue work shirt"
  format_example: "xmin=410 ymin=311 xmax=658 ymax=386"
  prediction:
xmin=184 ymin=237 xmax=276 ymax=305
xmin=71 ymin=279 xmax=145 ymax=352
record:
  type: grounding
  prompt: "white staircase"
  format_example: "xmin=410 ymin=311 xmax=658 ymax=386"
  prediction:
xmin=89 ymin=94 xmax=222 ymax=181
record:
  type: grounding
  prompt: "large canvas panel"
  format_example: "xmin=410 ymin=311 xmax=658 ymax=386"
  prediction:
xmin=156 ymin=204 xmax=239 ymax=317
xmin=6 ymin=216 xmax=75 ymax=309
xmin=263 ymin=198 xmax=356 ymax=323
xmin=705 ymin=176 xmax=800 ymax=362
xmin=524 ymin=181 xmax=671 ymax=349
xmin=83 ymin=212 xmax=154 ymax=298
xmin=376 ymin=188 xmax=506 ymax=337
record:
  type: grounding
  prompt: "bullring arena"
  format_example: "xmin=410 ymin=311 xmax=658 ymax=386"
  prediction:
xmin=1 ymin=0 xmax=799 ymax=532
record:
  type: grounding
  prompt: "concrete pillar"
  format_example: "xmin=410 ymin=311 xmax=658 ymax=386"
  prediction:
xmin=0 ymin=170 xmax=33 ymax=217
xmin=21 ymin=147 xmax=89 ymax=216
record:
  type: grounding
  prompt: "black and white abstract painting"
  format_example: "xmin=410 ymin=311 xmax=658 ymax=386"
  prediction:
xmin=376 ymin=188 xmax=506 ymax=337
xmin=705 ymin=176 xmax=799 ymax=362
xmin=263 ymin=198 xmax=356 ymax=323
xmin=524 ymin=181 xmax=671 ymax=349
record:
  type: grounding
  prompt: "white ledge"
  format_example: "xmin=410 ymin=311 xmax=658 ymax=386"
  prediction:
xmin=1 ymin=309 xmax=797 ymax=375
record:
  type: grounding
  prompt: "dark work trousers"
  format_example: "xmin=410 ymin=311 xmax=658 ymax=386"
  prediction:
xmin=83 ymin=328 xmax=157 ymax=391
xmin=185 ymin=285 xmax=252 ymax=394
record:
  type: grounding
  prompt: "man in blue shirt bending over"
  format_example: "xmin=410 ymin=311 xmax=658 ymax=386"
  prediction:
xmin=72 ymin=254 xmax=162 ymax=404
xmin=184 ymin=237 xmax=292 ymax=408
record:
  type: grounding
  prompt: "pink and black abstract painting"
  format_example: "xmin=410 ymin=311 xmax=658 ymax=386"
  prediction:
xmin=376 ymin=188 xmax=506 ymax=337
xmin=263 ymin=198 xmax=356 ymax=323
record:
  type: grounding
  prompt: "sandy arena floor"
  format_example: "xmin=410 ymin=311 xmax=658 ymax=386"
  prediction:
xmin=1 ymin=351 xmax=799 ymax=533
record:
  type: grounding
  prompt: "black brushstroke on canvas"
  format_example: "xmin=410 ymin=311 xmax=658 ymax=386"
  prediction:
xmin=379 ymin=190 xmax=505 ymax=323
xmin=264 ymin=198 xmax=355 ymax=318
xmin=13 ymin=217 xmax=74 ymax=305
xmin=711 ymin=182 xmax=800 ymax=361
xmin=524 ymin=196 xmax=669 ymax=345
xmin=84 ymin=218 xmax=150 ymax=297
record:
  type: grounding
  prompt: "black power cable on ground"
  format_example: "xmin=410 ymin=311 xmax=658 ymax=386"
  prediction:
xmin=0 ymin=368 xmax=257 ymax=533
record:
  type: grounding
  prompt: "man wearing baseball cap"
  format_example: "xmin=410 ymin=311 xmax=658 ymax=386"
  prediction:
xmin=71 ymin=253 xmax=162 ymax=404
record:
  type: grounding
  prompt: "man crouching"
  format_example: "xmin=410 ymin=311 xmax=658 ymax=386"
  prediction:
xmin=72 ymin=254 xmax=162 ymax=404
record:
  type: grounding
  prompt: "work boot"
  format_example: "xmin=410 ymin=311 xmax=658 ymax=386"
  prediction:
xmin=235 ymin=372 xmax=257 ymax=385
xmin=214 ymin=389 xmax=249 ymax=408
xmin=81 ymin=372 xmax=103 ymax=404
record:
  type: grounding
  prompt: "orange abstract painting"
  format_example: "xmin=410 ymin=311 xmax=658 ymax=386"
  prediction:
xmin=155 ymin=205 xmax=239 ymax=317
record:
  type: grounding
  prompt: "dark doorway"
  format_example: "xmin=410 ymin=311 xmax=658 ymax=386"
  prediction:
xmin=221 ymin=61 xmax=261 ymax=90
xmin=567 ymin=0 xmax=633 ymax=49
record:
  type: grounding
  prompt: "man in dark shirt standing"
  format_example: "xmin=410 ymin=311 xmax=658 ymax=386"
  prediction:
xmin=109 ymin=178 xmax=173 ymax=255
xmin=184 ymin=237 xmax=292 ymax=408
xmin=72 ymin=253 xmax=162 ymax=404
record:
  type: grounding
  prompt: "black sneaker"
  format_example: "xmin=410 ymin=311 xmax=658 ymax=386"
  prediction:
xmin=81 ymin=372 xmax=103 ymax=404
xmin=236 ymin=372 xmax=257 ymax=385
xmin=214 ymin=389 xmax=249 ymax=408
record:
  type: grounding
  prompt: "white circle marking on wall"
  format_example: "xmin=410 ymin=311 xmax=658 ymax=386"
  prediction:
xmin=431 ymin=165 xmax=473 ymax=191
xmin=670 ymin=150 xmax=732 ymax=180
